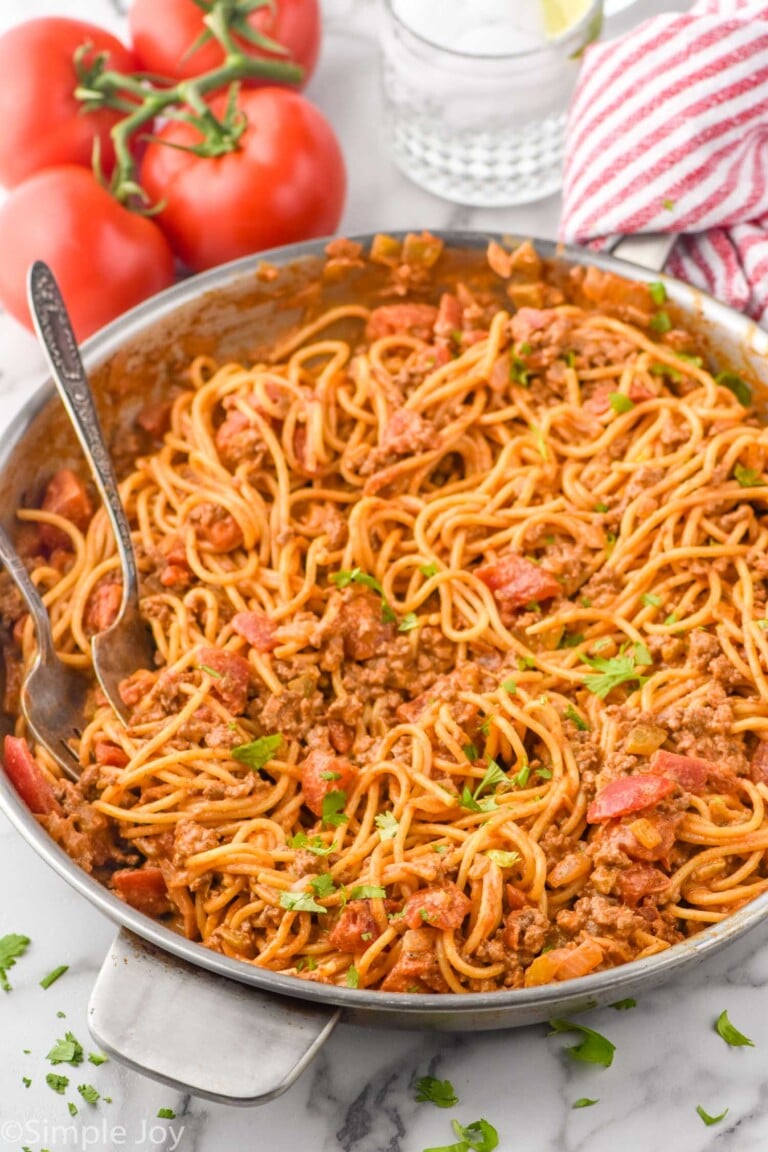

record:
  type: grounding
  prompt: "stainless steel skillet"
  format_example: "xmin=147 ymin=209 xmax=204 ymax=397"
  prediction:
xmin=1 ymin=230 xmax=768 ymax=1105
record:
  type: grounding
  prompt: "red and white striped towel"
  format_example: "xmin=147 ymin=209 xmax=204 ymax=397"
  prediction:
xmin=559 ymin=0 xmax=768 ymax=324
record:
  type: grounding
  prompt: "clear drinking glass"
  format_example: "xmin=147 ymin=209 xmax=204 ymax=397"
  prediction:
xmin=380 ymin=0 xmax=604 ymax=207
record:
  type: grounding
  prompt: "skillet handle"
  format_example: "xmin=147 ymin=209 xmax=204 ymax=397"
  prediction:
xmin=88 ymin=929 xmax=340 ymax=1106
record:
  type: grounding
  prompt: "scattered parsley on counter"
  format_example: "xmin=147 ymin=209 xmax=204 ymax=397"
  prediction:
xmin=68 ymin=1103 xmax=78 ymax=1118
xmin=424 ymin=1118 xmax=499 ymax=1152
xmin=77 ymin=1084 xmax=100 ymax=1105
xmin=610 ymin=998 xmax=637 ymax=1011
xmin=414 ymin=1076 xmax=459 ymax=1109
xmin=22 ymin=1076 xmax=31 ymax=1088
xmin=88 ymin=1053 xmax=108 ymax=1066
xmin=697 ymin=1104 xmax=728 ymax=1126
xmin=39 ymin=964 xmax=69 ymax=990
xmin=157 ymin=1108 xmax=177 ymax=1119
xmin=573 ymin=1098 xmax=599 ymax=1109
xmin=715 ymin=1010 xmax=755 ymax=1047
xmin=231 ymin=733 xmax=283 ymax=772
xmin=46 ymin=1031 xmax=84 ymax=1066
xmin=46 ymin=1073 xmax=69 ymax=1095
xmin=548 ymin=1019 xmax=616 ymax=1067
xmin=0 ymin=933 xmax=30 ymax=992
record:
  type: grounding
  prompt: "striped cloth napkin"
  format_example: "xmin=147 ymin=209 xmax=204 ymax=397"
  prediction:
xmin=559 ymin=0 xmax=768 ymax=324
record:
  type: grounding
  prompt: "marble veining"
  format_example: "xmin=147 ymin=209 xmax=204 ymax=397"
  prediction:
xmin=3 ymin=1 xmax=765 ymax=1150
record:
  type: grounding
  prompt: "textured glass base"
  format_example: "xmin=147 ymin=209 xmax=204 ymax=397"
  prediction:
xmin=386 ymin=110 xmax=565 ymax=207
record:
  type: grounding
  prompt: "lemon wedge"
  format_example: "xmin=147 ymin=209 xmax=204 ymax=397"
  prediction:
xmin=540 ymin=0 xmax=594 ymax=37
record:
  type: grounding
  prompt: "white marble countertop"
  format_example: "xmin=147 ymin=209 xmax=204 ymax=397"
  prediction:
xmin=5 ymin=2 xmax=768 ymax=1151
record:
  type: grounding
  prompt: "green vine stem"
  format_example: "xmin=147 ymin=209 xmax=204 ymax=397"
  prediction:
xmin=73 ymin=0 xmax=304 ymax=205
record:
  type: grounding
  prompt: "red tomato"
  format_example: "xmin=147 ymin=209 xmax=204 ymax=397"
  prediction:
xmin=649 ymin=749 xmax=712 ymax=793
xmin=587 ymin=774 xmax=676 ymax=824
xmin=140 ymin=88 xmax=345 ymax=272
xmin=0 ymin=167 xmax=175 ymax=342
xmin=0 ymin=18 xmax=136 ymax=189
xmin=129 ymin=0 xmax=320 ymax=89
xmin=403 ymin=884 xmax=472 ymax=931
xmin=476 ymin=552 xmax=561 ymax=611
xmin=2 ymin=736 xmax=62 ymax=815
xmin=300 ymin=749 xmax=356 ymax=818
xmin=112 ymin=868 xmax=171 ymax=916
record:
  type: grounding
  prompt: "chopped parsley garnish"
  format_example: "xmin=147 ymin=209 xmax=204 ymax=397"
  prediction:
xmin=500 ymin=678 xmax=517 ymax=694
xmin=563 ymin=350 xmax=577 ymax=368
xmin=398 ymin=612 xmax=419 ymax=633
xmin=486 ymin=850 xmax=520 ymax=868
xmin=349 ymin=885 xmax=386 ymax=900
xmin=46 ymin=1073 xmax=69 ymax=1094
xmin=564 ymin=704 xmax=590 ymax=731
xmin=697 ymin=1104 xmax=728 ymax=1126
xmin=536 ymin=766 xmax=553 ymax=779
xmin=68 ymin=1102 xmax=78 ymax=1117
xmin=414 ymin=1075 xmax=459 ymax=1108
xmin=594 ymin=502 xmax=609 ymax=513
xmin=518 ymin=655 xmax=536 ymax=670
xmin=420 ymin=562 xmax=439 ymax=578
xmin=22 ymin=1076 xmax=31 ymax=1087
xmin=548 ymin=1019 xmax=615 ymax=1066
xmin=309 ymin=873 xmax=337 ymax=898
xmin=716 ymin=370 xmax=751 ymax=406
xmin=649 ymin=361 xmax=682 ymax=382
xmin=558 ymin=631 xmax=585 ymax=649
xmin=581 ymin=643 xmax=651 ymax=699
xmin=509 ymin=355 xmax=530 ymax=387
xmin=296 ymin=956 xmax=318 ymax=972
xmin=321 ymin=790 xmax=349 ymax=827
xmin=231 ymin=733 xmax=283 ymax=771
xmin=611 ymin=998 xmax=637 ymax=1010
xmin=287 ymin=832 xmax=334 ymax=855
xmin=715 ymin=1009 xmax=754 ymax=1047
xmin=580 ymin=595 xmax=592 ymax=607
xmin=648 ymin=281 xmax=667 ymax=305
xmin=532 ymin=425 xmax=548 ymax=461
xmin=331 ymin=567 xmax=385 ymax=595
xmin=649 ymin=310 xmax=672 ymax=334
xmin=39 ymin=965 xmax=69 ymax=991
xmin=608 ymin=392 xmax=634 ymax=414
xmin=375 ymin=812 xmax=399 ymax=841
xmin=573 ymin=1098 xmax=599 ymax=1109
xmin=47 ymin=1032 xmax=84 ymax=1066
xmin=463 ymin=743 xmax=479 ymax=761
xmin=88 ymin=1053 xmax=108 ymax=1066
xmin=279 ymin=891 xmax=327 ymax=915
xmin=381 ymin=601 xmax=397 ymax=624
xmin=473 ymin=759 xmax=510 ymax=800
xmin=77 ymin=1084 xmax=100 ymax=1105
xmin=512 ymin=759 xmax=531 ymax=788
xmin=641 ymin=593 xmax=662 ymax=607
xmin=320 ymin=770 xmax=342 ymax=781
xmin=345 ymin=965 xmax=359 ymax=988
xmin=198 ymin=663 xmax=223 ymax=679
xmin=0 ymin=933 xmax=30 ymax=992
xmin=734 ymin=463 xmax=764 ymax=487
xmin=158 ymin=1108 xmax=177 ymax=1119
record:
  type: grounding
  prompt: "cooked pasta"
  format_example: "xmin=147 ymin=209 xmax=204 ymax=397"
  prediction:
xmin=4 ymin=235 xmax=768 ymax=994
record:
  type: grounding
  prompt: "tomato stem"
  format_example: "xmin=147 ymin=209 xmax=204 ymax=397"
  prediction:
xmin=78 ymin=0 xmax=304 ymax=206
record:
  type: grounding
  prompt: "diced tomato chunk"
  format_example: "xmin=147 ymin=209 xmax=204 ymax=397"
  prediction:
xmin=192 ymin=506 xmax=243 ymax=553
xmin=328 ymin=718 xmax=355 ymax=754
xmin=476 ymin=552 xmax=560 ymax=612
xmin=136 ymin=399 xmax=173 ymax=440
xmin=403 ymin=883 xmax=471 ymax=931
xmin=112 ymin=868 xmax=171 ymax=917
xmin=381 ymin=927 xmax=444 ymax=993
xmin=85 ymin=582 xmax=122 ymax=633
xmin=93 ymin=741 xmax=129 ymax=768
xmin=197 ymin=647 xmax=251 ymax=714
xmin=2 ymin=735 xmax=61 ymax=815
xmin=587 ymin=774 xmax=675 ymax=823
xmin=119 ymin=669 xmax=156 ymax=709
xmin=366 ymin=303 xmax=438 ymax=342
xmin=433 ymin=293 xmax=463 ymax=339
xmin=339 ymin=594 xmax=391 ymax=661
xmin=751 ymin=740 xmax=768 ymax=785
xmin=40 ymin=469 xmax=93 ymax=550
xmin=616 ymin=863 xmax=669 ymax=905
xmin=231 ymin=611 xmax=278 ymax=653
xmin=628 ymin=379 xmax=655 ymax=403
xmin=328 ymin=900 xmax=380 ymax=952
xmin=300 ymin=748 xmax=356 ymax=818
xmin=649 ymin=750 xmax=713 ymax=793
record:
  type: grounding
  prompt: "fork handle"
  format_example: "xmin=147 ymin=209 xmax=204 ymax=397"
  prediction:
xmin=0 ymin=522 xmax=58 ymax=667
xmin=27 ymin=261 xmax=141 ymax=613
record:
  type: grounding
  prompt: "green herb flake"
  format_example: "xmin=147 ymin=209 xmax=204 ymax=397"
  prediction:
xmin=536 ymin=766 xmax=553 ymax=780
xmin=559 ymin=631 xmax=585 ymax=649
xmin=641 ymin=593 xmax=662 ymax=607
xmin=510 ymin=355 xmax=530 ymax=387
xmin=581 ymin=643 xmax=650 ymax=699
xmin=564 ymin=704 xmax=590 ymax=731
xmin=420 ymin=562 xmax=438 ymax=578
xmin=594 ymin=502 xmax=609 ymax=513
xmin=580 ymin=596 xmax=592 ymax=607
xmin=501 ymin=678 xmax=517 ymax=694
xmin=287 ymin=832 xmax=334 ymax=856
xmin=512 ymin=759 xmax=531 ymax=788
xmin=611 ymin=998 xmax=637 ymax=1010
xmin=486 ymin=849 xmax=520 ymax=868
xmin=475 ymin=759 xmax=510 ymax=799
xmin=279 ymin=891 xmax=327 ymax=915
xmin=39 ymin=965 xmax=68 ymax=991
xmin=88 ymin=1053 xmax=108 ymax=1066
xmin=231 ymin=733 xmax=283 ymax=772
xmin=648 ymin=281 xmax=667 ymax=305
xmin=198 ymin=663 xmax=223 ymax=679
xmin=296 ymin=956 xmax=318 ymax=973
xmin=734 ymin=462 xmax=764 ymax=487
xmin=349 ymin=884 xmax=386 ymax=900
xmin=0 ymin=933 xmax=30 ymax=992
xmin=649 ymin=310 xmax=672 ymax=334
xmin=321 ymin=789 xmax=349 ymax=828
xmin=573 ymin=1098 xmax=599 ymax=1109
xmin=68 ymin=1103 xmax=78 ymax=1117
xmin=56 ymin=1010 xmax=66 ymax=1019
xmin=78 ymin=1084 xmax=100 ymax=1105
xmin=450 ymin=1118 xmax=500 ymax=1152
xmin=563 ymin=350 xmax=577 ymax=368
xmin=375 ymin=811 xmax=399 ymax=841
xmin=715 ymin=1009 xmax=755 ymax=1047
xmin=649 ymin=361 xmax=682 ymax=382
xmin=46 ymin=1031 xmax=84 ymax=1066
xmin=381 ymin=601 xmax=397 ymax=624
xmin=330 ymin=567 xmax=384 ymax=595
xmin=46 ymin=1073 xmax=69 ymax=1094
xmin=22 ymin=1076 xmax=31 ymax=1087
xmin=345 ymin=965 xmax=359 ymax=989
xmin=608 ymin=392 xmax=634 ymax=414
xmin=548 ymin=1018 xmax=616 ymax=1067
xmin=463 ymin=742 xmax=479 ymax=762
xmin=414 ymin=1075 xmax=459 ymax=1108
xmin=320 ymin=770 xmax=342 ymax=781
xmin=697 ymin=1104 xmax=728 ymax=1127
xmin=309 ymin=873 xmax=337 ymax=899
xmin=716 ymin=370 xmax=752 ymax=406
xmin=398 ymin=612 xmax=420 ymax=633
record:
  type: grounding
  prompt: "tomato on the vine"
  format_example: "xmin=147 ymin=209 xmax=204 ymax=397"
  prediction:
xmin=140 ymin=88 xmax=346 ymax=272
xmin=0 ymin=18 xmax=137 ymax=189
xmin=129 ymin=0 xmax=320 ymax=89
xmin=0 ymin=167 xmax=176 ymax=341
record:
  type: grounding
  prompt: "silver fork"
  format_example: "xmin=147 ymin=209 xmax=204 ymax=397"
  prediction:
xmin=0 ymin=522 xmax=87 ymax=781
xmin=27 ymin=261 xmax=155 ymax=724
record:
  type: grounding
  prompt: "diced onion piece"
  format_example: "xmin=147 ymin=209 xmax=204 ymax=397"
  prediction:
xmin=628 ymin=817 xmax=663 ymax=849
xmin=547 ymin=852 xmax=591 ymax=888
xmin=552 ymin=938 xmax=604 ymax=982
xmin=625 ymin=724 xmax=667 ymax=756
xmin=524 ymin=950 xmax=564 ymax=986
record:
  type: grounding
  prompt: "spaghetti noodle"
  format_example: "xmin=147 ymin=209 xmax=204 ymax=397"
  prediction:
xmin=4 ymin=235 xmax=768 ymax=994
